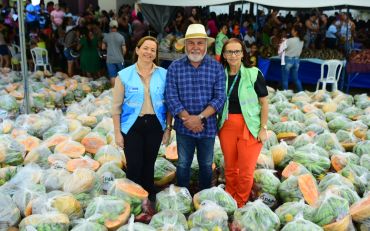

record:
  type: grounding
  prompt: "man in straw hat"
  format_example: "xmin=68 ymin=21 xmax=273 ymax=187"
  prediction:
xmin=165 ymin=24 xmax=226 ymax=190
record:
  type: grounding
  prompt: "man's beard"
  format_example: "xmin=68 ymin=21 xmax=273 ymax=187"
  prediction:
xmin=186 ymin=46 xmax=207 ymax=63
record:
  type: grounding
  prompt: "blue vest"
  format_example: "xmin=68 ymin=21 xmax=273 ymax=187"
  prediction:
xmin=118 ymin=64 xmax=167 ymax=134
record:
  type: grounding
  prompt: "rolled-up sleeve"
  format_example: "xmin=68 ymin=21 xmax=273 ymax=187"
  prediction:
xmin=165 ymin=65 xmax=185 ymax=117
xmin=208 ymin=65 xmax=226 ymax=112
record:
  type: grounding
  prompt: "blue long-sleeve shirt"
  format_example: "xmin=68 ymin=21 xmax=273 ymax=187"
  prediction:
xmin=165 ymin=55 xmax=226 ymax=138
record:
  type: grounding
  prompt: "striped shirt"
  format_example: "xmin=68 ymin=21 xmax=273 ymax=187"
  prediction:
xmin=165 ymin=55 xmax=226 ymax=138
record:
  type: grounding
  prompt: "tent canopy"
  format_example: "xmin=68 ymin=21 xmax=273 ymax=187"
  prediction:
xmin=140 ymin=0 xmax=370 ymax=8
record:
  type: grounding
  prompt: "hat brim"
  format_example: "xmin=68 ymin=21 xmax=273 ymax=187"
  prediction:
xmin=177 ymin=36 xmax=215 ymax=47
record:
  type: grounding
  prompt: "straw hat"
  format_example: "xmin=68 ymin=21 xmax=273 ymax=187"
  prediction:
xmin=177 ymin=24 xmax=215 ymax=46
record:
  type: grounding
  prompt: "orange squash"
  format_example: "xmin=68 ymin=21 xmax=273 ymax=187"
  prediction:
xmin=115 ymin=179 xmax=149 ymax=200
xmin=81 ymin=132 xmax=106 ymax=154
xmin=323 ymin=215 xmax=351 ymax=231
xmin=350 ymin=194 xmax=370 ymax=223
xmin=297 ymin=174 xmax=319 ymax=206
xmin=55 ymin=140 xmax=85 ymax=158
xmin=165 ymin=144 xmax=178 ymax=161
xmin=331 ymin=155 xmax=347 ymax=172
xmin=105 ymin=202 xmax=131 ymax=230
xmin=66 ymin=158 xmax=100 ymax=172
xmin=16 ymin=135 xmax=40 ymax=152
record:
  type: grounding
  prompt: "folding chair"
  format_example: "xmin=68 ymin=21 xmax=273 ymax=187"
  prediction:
xmin=30 ymin=47 xmax=52 ymax=73
xmin=316 ymin=60 xmax=343 ymax=91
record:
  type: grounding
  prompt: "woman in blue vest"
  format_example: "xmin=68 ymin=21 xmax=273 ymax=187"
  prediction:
xmin=219 ymin=38 xmax=269 ymax=208
xmin=112 ymin=36 xmax=172 ymax=202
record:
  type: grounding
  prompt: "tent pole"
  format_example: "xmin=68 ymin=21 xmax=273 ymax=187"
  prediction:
xmin=345 ymin=5 xmax=350 ymax=57
xmin=240 ymin=0 xmax=244 ymax=29
xmin=17 ymin=0 xmax=30 ymax=114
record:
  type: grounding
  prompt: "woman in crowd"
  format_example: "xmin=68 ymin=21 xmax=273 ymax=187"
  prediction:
xmin=215 ymin=24 xmax=228 ymax=62
xmin=112 ymin=36 xmax=172 ymax=202
xmin=219 ymin=38 xmax=268 ymax=208
xmin=281 ymin=25 xmax=304 ymax=92
xmin=78 ymin=27 xmax=101 ymax=78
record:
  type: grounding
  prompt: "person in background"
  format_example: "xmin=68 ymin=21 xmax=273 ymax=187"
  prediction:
xmin=102 ymin=20 xmax=126 ymax=87
xmin=78 ymin=27 xmax=101 ymax=78
xmin=325 ymin=17 xmax=339 ymax=49
xmin=112 ymin=36 xmax=172 ymax=203
xmin=0 ymin=21 xmax=10 ymax=68
xmin=304 ymin=13 xmax=319 ymax=49
xmin=165 ymin=24 xmax=226 ymax=190
xmin=50 ymin=4 xmax=64 ymax=31
xmin=249 ymin=43 xmax=258 ymax=67
xmin=219 ymin=38 xmax=268 ymax=208
xmin=243 ymin=26 xmax=256 ymax=53
xmin=25 ymin=0 xmax=40 ymax=35
xmin=215 ymin=24 xmax=228 ymax=62
xmin=188 ymin=7 xmax=201 ymax=24
xmin=63 ymin=26 xmax=80 ymax=77
xmin=281 ymin=25 xmax=304 ymax=92
xmin=131 ymin=12 xmax=148 ymax=47
xmin=207 ymin=12 xmax=218 ymax=38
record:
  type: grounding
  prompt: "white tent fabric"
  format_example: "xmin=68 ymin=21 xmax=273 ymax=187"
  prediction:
xmin=140 ymin=0 xmax=370 ymax=8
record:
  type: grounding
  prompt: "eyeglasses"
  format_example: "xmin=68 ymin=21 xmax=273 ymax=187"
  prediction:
xmin=224 ymin=50 xmax=243 ymax=56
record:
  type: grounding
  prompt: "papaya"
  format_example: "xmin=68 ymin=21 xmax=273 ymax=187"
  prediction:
xmin=323 ymin=215 xmax=351 ymax=231
xmin=10 ymin=128 xmax=28 ymax=138
xmin=42 ymin=134 xmax=70 ymax=150
xmin=50 ymin=84 xmax=65 ymax=92
xmin=5 ymin=83 xmax=20 ymax=92
xmin=24 ymin=200 xmax=33 ymax=216
xmin=165 ymin=144 xmax=178 ymax=161
xmin=115 ymin=179 xmax=149 ymax=200
xmin=76 ymin=114 xmax=97 ymax=128
xmin=277 ymin=132 xmax=298 ymax=140
xmin=9 ymin=90 xmax=24 ymax=100
xmin=282 ymin=161 xmax=308 ymax=179
xmin=55 ymin=140 xmax=85 ymax=158
xmin=66 ymin=158 xmax=100 ymax=172
xmin=297 ymin=174 xmax=319 ymax=206
xmin=350 ymin=194 xmax=370 ymax=223
xmin=15 ymin=135 xmax=41 ymax=152
xmin=81 ymin=132 xmax=107 ymax=154
xmin=331 ymin=155 xmax=346 ymax=172
xmin=105 ymin=202 xmax=131 ymax=230
xmin=270 ymin=143 xmax=288 ymax=166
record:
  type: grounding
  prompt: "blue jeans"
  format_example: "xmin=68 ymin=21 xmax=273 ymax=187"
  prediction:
xmin=281 ymin=56 xmax=303 ymax=92
xmin=107 ymin=62 xmax=124 ymax=78
xmin=176 ymin=133 xmax=215 ymax=190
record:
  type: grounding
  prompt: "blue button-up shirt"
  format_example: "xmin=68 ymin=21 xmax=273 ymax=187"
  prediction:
xmin=165 ymin=55 xmax=226 ymax=138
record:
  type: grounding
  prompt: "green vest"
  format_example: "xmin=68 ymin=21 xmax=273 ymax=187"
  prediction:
xmin=218 ymin=65 xmax=261 ymax=138
xmin=215 ymin=32 xmax=228 ymax=55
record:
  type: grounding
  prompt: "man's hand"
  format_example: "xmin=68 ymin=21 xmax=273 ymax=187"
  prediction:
xmin=182 ymin=115 xmax=204 ymax=133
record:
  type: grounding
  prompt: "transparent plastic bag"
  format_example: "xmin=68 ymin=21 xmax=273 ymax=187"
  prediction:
xmin=94 ymin=144 xmax=125 ymax=168
xmin=188 ymin=200 xmax=228 ymax=231
xmin=40 ymin=168 xmax=70 ymax=191
xmin=0 ymin=119 xmax=14 ymax=134
xmin=253 ymin=169 xmax=281 ymax=199
xmin=19 ymin=212 xmax=70 ymax=231
xmin=156 ymin=184 xmax=192 ymax=214
xmin=0 ymin=134 xmax=24 ymax=166
xmin=84 ymin=195 xmax=130 ymax=230
xmin=319 ymin=173 xmax=355 ymax=192
xmin=232 ymin=199 xmax=280 ymax=230
xmin=154 ymin=157 xmax=176 ymax=187
xmin=149 ymin=209 xmax=188 ymax=231
xmin=275 ymin=200 xmax=315 ymax=225
xmin=96 ymin=161 xmax=126 ymax=191
xmin=92 ymin=117 xmax=113 ymax=136
xmin=12 ymin=182 xmax=46 ymax=216
xmin=193 ymin=185 xmax=237 ymax=215
xmin=281 ymin=213 xmax=323 ymax=231
xmin=117 ymin=214 xmax=155 ymax=231
xmin=0 ymin=192 xmax=20 ymax=227
xmin=71 ymin=218 xmax=107 ymax=231
xmin=325 ymin=184 xmax=360 ymax=206
xmin=24 ymin=145 xmax=52 ymax=169
xmin=63 ymin=168 xmax=97 ymax=194
xmin=14 ymin=114 xmax=53 ymax=139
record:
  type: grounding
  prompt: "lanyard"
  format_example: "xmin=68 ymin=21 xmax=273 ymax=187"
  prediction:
xmin=227 ymin=71 xmax=239 ymax=100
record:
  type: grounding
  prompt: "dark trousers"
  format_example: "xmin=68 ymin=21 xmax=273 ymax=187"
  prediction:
xmin=122 ymin=114 xmax=163 ymax=200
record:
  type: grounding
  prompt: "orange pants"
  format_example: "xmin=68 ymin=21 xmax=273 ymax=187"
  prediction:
xmin=218 ymin=114 xmax=262 ymax=208
xmin=215 ymin=54 xmax=221 ymax=62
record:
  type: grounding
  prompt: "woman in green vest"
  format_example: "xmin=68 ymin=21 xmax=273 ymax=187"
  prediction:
xmin=215 ymin=24 xmax=228 ymax=62
xmin=219 ymin=38 xmax=269 ymax=208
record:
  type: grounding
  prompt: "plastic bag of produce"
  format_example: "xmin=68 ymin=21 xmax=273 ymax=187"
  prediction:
xmin=81 ymin=131 xmax=107 ymax=154
xmin=188 ymin=200 xmax=228 ymax=231
xmin=42 ymin=123 xmax=69 ymax=140
xmin=154 ymin=157 xmax=176 ymax=187
xmin=92 ymin=117 xmax=113 ymax=136
xmin=354 ymin=140 xmax=370 ymax=157
xmin=328 ymin=116 xmax=352 ymax=132
xmin=312 ymin=192 xmax=350 ymax=227
xmin=280 ymin=214 xmax=323 ymax=231
xmin=85 ymin=195 xmax=130 ymax=230
xmin=269 ymin=141 xmax=295 ymax=168
xmin=232 ymin=199 xmax=280 ymax=230
xmin=0 ymin=119 xmax=14 ymax=134
xmin=0 ymin=192 xmax=20 ymax=227
xmin=360 ymin=154 xmax=370 ymax=171
xmin=149 ymin=209 xmax=188 ymax=231
xmin=339 ymin=163 xmax=370 ymax=195
xmin=12 ymin=182 xmax=46 ymax=216
xmin=24 ymin=145 xmax=52 ymax=168
xmin=94 ymin=144 xmax=125 ymax=168
xmin=303 ymin=123 xmax=326 ymax=137
xmin=14 ymin=114 xmax=53 ymax=139
xmin=96 ymin=161 xmax=126 ymax=191
xmin=342 ymin=106 xmax=363 ymax=120
xmin=263 ymin=130 xmax=278 ymax=149
xmin=63 ymin=168 xmax=97 ymax=194
xmin=19 ymin=212 xmax=70 ymax=231
xmin=325 ymin=185 xmax=360 ymax=206
xmin=40 ymin=168 xmax=70 ymax=191
xmin=252 ymin=169 xmax=280 ymax=206
xmin=0 ymin=166 xmax=17 ymax=186
xmin=66 ymin=156 xmax=100 ymax=172
xmin=193 ymin=185 xmax=237 ymax=215
xmin=318 ymin=173 xmax=355 ymax=192
xmin=292 ymin=133 xmax=313 ymax=148
xmin=336 ymin=129 xmax=360 ymax=151
xmin=291 ymin=150 xmax=330 ymax=177
xmin=108 ymin=178 xmax=148 ymax=216
xmin=256 ymin=150 xmax=274 ymax=170
xmin=156 ymin=184 xmax=192 ymax=214
xmin=281 ymin=161 xmax=310 ymax=180
xmin=275 ymin=200 xmax=315 ymax=225
xmin=117 ymin=215 xmax=155 ymax=231
xmin=0 ymin=94 xmax=19 ymax=115
xmin=0 ymin=134 xmax=24 ymax=166
xmin=350 ymin=192 xmax=370 ymax=226
xmin=30 ymin=191 xmax=83 ymax=220
xmin=272 ymin=121 xmax=304 ymax=140
xmin=331 ymin=151 xmax=360 ymax=172
xmin=71 ymin=219 xmax=107 ymax=231
xmin=314 ymin=132 xmax=344 ymax=152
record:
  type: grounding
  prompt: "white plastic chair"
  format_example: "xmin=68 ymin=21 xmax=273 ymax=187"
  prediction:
xmin=316 ymin=60 xmax=343 ymax=91
xmin=30 ymin=47 xmax=52 ymax=73
xmin=7 ymin=44 xmax=21 ymax=70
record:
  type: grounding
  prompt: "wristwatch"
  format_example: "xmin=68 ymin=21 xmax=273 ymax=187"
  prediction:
xmin=261 ymin=124 xmax=268 ymax=130
xmin=198 ymin=114 xmax=207 ymax=124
